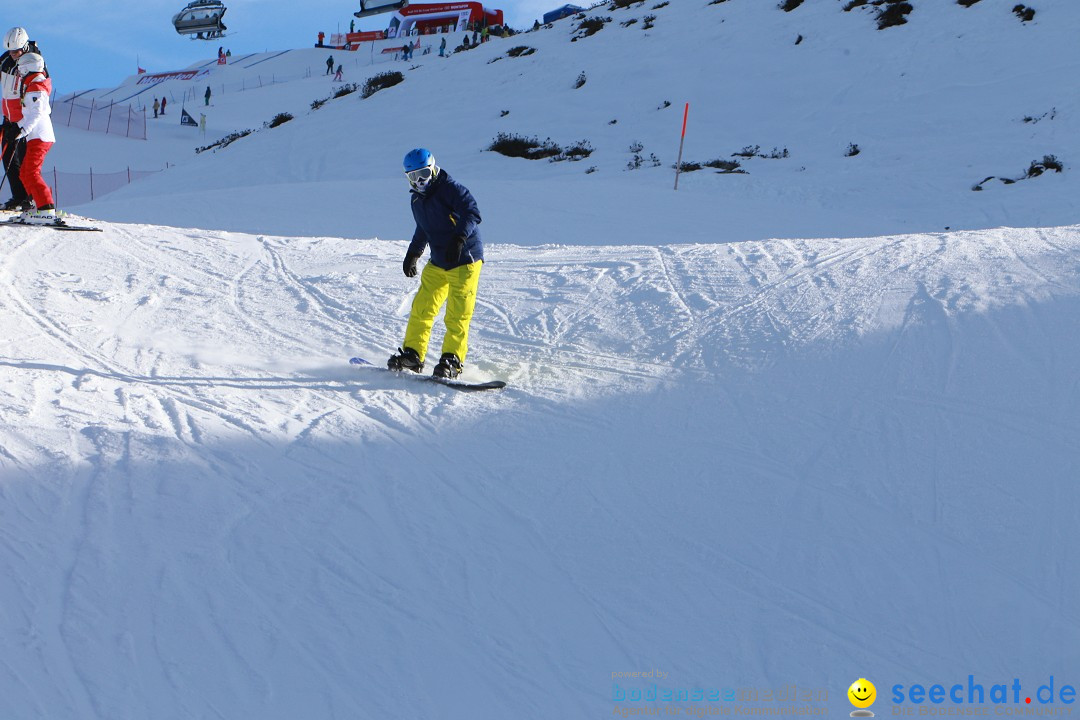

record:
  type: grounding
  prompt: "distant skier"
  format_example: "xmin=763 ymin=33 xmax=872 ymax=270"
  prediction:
xmin=204 ymin=85 xmax=211 ymax=106
xmin=12 ymin=52 xmax=58 ymax=224
xmin=387 ymin=149 xmax=485 ymax=380
xmin=333 ymin=64 xmax=343 ymax=81
xmin=1 ymin=26 xmax=44 ymax=212
xmin=326 ymin=54 xmax=334 ymax=75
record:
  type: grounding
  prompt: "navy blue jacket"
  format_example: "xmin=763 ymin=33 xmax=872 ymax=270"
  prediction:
xmin=407 ymin=170 xmax=483 ymax=270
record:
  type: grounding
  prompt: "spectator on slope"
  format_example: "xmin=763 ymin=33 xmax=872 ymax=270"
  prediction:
xmin=160 ymin=96 xmax=167 ymax=115
xmin=204 ymin=85 xmax=211 ymax=106
xmin=1 ymin=26 xmax=45 ymax=212
xmin=440 ymin=36 xmax=446 ymax=57
xmin=13 ymin=52 xmax=58 ymax=224
xmin=387 ymin=148 xmax=485 ymax=381
xmin=153 ymin=98 xmax=160 ymax=118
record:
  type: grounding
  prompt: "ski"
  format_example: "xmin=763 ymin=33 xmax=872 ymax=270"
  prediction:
xmin=349 ymin=356 xmax=507 ymax=391
xmin=3 ymin=217 xmax=103 ymax=232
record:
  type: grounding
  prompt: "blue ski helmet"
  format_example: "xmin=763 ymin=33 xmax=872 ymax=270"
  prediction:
xmin=403 ymin=148 xmax=439 ymax=192
xmin=403 ymin=148 xmax=435 ymax=172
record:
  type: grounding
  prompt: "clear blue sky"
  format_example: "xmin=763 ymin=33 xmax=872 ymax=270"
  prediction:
xmin=17 ymin=0 xmax=565 ymax=93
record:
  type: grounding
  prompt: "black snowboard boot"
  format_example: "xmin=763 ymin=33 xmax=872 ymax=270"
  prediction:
xmin=432 ymin=353 xmax=462 ymax=379
xmin=387 ymin=347 xmax=424 ymax=373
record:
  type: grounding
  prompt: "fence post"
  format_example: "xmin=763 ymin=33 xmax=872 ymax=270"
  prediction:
xmin=106 ymin=101 xmax=114 ymax=136
xmin=68 ymin=96 xmax=75 ymax=125
xmin=89 ymin=167 xmax=94 ymax=201
xmin=87 ymin=99 xmax=95 ymax=131
xmin=53 ymin=167 xmax=58 ymax=207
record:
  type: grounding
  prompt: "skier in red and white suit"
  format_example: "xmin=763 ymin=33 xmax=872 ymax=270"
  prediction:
xmin=1 ymin=26 xmax=42 ymax=211
xmin=14 ymin=51 xmax=56 ymax=223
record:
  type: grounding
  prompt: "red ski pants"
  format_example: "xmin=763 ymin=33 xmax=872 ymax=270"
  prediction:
xmin=20 ymin=139 xmax=54 ymax=208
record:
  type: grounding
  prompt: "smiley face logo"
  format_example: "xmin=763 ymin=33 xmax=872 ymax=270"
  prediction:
xmin=848 ymin=678 xmax=877 ymax=709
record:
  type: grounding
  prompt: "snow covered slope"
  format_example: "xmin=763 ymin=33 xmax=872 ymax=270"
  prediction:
xmin=2 ymin=1 xmax=1079 ymax=718
xmin=45 ymin=0 xmax=1080 ymax=244
xmin=2 ymin=214 xmax=1078 ymax=717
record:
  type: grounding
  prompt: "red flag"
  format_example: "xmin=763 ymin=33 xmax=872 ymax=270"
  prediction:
xmin=137 ymin=67 xmax=146 ymax=74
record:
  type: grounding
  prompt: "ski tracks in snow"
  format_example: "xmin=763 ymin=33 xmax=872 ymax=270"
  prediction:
xmin=5 ymin=221 xmax=1080 ymax=459
xmin=4 ymin=221 xmax=1080 ymax=717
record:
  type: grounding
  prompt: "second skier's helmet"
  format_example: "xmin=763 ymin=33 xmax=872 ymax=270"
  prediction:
xmin=403 ymin=148 xmax=439 ymax=192
xmin=4 ymin=27 xmax=29 ymax=53
xmin=17 ymin=52 xmax=44 ymax=75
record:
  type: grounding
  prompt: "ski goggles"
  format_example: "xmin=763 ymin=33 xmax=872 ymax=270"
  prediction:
xmin=405 ymin=166 xmax=434 ymax=184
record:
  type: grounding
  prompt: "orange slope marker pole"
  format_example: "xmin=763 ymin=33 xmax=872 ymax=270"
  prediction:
xmin=674 ymin=102 xmax=689 ymax=190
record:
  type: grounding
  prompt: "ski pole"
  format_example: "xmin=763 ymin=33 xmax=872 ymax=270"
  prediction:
xmin=0 ymin=135 xmax=12 ymax=197
xmin=0 ymin=136 xmax=27 ymax=202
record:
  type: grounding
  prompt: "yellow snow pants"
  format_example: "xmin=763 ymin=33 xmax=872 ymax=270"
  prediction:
xmin=403 ymin=260 xmax=483 ymax=363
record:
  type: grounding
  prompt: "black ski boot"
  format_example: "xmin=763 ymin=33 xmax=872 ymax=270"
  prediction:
xmin=432 ymin=353 xmax=462 ymax=379
xmin=388 ymin=347 xmax=424 ymax=373
xmin=1 ymin=198 xmax=32 ymax=212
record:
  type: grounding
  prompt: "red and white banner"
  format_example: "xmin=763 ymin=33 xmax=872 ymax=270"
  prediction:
xmin=350 ymin=30 xmax=387 ymax=43
xmin=137 ymin=69 xmax=210 ymax=85
xmin=398 ymin=2 xmax=477 ymax=16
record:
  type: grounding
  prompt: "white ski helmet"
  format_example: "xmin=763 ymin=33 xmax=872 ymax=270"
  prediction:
xmin=4 ymin=27 xmax=29 ymax=53
xmin=17 ymin=51 xmax=44 ymax=75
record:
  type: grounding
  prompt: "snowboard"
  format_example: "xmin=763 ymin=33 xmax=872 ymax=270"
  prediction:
xmin=349 ymin=356 xmax=507 ymax=392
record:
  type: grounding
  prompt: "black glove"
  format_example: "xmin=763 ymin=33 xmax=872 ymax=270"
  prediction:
xmin=403 ymin=253 xmax=420 ymax=277
xmin=451 ymin=234 xmax=467 ymax=262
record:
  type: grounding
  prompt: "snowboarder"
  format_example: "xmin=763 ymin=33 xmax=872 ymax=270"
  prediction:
xmin=12 ymin=52 xmax=57 ymax=224
xmin=388 ymin=149 xmax=485 ymax=380
xmin=1 ymin=26 xmax=43 ymax=212
xmin=326 ymin=54 xmax=334 ymax=75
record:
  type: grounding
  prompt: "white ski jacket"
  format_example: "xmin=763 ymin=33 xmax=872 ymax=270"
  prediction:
xmin=19 ymin=72 xmax=54 ymax=143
